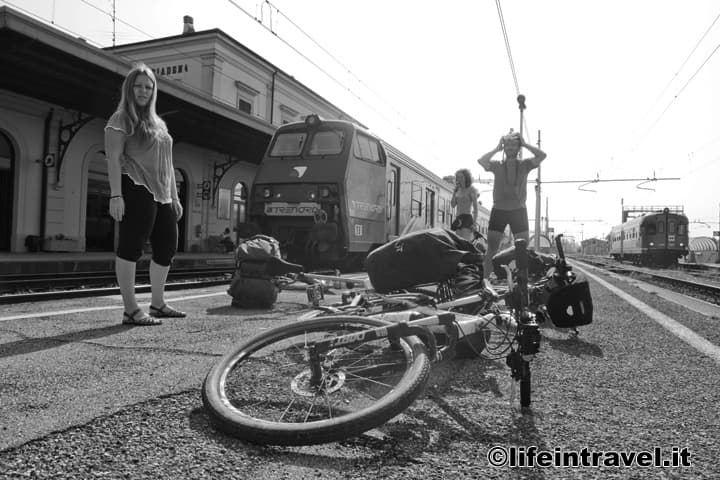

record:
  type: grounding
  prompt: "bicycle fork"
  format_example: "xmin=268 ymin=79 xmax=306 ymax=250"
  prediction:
xmin=506 ymin=310 xmax=541 ymax=408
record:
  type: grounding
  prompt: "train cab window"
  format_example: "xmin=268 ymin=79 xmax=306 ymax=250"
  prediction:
xmin=270 ymin=133 xmax=307 ymax=157
xmin=308 ymin=129 xmax=345 ymax=155
xmin=678 ymin=223 xmax=686 ymax=235
xmin=658 ymin=222 xmax=664 ymax=233
xmin=353 ymin=133 xmax=383 ymax=164
xmin=668 ymin=221 xmax=676 ymax=234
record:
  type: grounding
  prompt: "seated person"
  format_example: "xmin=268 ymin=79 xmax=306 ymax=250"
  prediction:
xmin=221 ymin=227 xmax=235 ymax=253
xmin=451 ymin=213 xmax=486 ymax=254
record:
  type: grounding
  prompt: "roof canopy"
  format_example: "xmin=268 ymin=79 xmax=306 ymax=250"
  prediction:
xmin=0 ymin=6 xmax=273 ymax=162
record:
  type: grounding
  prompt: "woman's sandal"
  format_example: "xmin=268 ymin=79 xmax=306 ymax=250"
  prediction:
xmin=122 ymin=308 xmax=162 ymax=326
xmin=149 ymin=304 xmax=186 ymax=318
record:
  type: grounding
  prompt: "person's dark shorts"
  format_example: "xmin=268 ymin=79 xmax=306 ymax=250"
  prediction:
xmin=488 ymin=207 xmax=529 ymax=234
xmin=116 ymin=175 xmax=177 ymax=265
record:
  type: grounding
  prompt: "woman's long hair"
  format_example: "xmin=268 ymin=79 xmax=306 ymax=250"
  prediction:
xmin=455 ymin=168 xmax=473 ymax=189
xmin=116 ymin=63 xmax=168 ymax=141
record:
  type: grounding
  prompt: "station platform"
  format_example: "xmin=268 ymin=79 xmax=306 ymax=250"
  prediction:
xmin=0 ymin=251 xmax=236 ymax=275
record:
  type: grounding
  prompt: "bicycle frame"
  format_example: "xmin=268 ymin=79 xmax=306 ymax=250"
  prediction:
xmin=291 ymin=236 xmax=560 ymax=410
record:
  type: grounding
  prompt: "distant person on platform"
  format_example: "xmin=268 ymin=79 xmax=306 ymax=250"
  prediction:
xmin=451 ymin=168 xmax=479 ymax=226
xmin=105 ymin=63 xmax=186 ymax=325
xmin=221 ymin=227 xmax=235 ymax=253
xmin=477 ymin=131 xmax=546 ymax=279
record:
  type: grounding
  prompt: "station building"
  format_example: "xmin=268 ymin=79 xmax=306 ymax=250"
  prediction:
xmin=0 ymin=7 xmax=362 ymax=254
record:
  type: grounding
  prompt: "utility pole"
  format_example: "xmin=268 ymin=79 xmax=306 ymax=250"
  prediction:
xmin=534 ymin=130 xmax=542 ymax=250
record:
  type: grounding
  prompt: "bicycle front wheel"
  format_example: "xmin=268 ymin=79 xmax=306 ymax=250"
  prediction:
xmin=202 ymin=315 xmax=431 ymax=445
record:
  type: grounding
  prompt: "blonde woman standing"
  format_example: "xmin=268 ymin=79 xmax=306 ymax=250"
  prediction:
xmin=105 ymin=63 xmax=185 ymax=325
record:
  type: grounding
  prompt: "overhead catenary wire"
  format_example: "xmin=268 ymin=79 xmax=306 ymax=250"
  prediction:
xmin=636 ymin=11 xmax=720 ymax=129
xmin=225 ymin=0 xmax=444 ymax=164
xmin=261 ymin=0 xmax=411 ymax=126
xmin=494 ymin=0 xmax=519 ymax=96
xmin=494 ymin=0 xmax=533 ymax=144
xmin=633 ymin=40 xmax=720 ymax=151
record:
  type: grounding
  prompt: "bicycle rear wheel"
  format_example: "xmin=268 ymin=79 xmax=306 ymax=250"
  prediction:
xmin=202 ymin=315 xmax=431 ymax=445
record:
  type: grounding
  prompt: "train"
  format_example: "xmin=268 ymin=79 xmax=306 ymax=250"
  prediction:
xmin=245 ymin=114 xmax=480 ymax=270
xmin=608 ymin=207 xmax=689 ymax=266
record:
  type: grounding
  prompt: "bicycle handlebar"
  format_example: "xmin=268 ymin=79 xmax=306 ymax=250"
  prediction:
xmin=555 ymin=234 xmax=565 ymax=259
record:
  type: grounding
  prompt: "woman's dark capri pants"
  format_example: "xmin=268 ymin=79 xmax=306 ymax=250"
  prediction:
xmin=488 ymin=207 xmax=529 ymax=234
xmin=117 ymin=174 xmax=177 ymax=266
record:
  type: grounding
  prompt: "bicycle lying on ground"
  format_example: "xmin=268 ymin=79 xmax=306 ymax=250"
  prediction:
xmin=202 ymin=235 xmax=592 ymax=445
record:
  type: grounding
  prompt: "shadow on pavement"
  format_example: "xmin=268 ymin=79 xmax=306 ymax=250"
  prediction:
xmin=0 ymin=324 xmax=131 ymax=359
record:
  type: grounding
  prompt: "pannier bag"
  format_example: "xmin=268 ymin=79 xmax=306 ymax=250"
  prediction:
xmin=228 ymin=234 xmax=302 ymax=308
xmin=545 ymin=279 xmax=593 ymax=328
xmin=366 ymin=228 xmax=482 ymax=293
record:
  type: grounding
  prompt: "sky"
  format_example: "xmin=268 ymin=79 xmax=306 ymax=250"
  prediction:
xmin=3 ymin=0 xmax=719 ymax=242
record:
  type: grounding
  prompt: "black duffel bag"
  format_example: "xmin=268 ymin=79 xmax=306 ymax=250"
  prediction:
xmin=366 ymin=228 xmax=482 ymax=293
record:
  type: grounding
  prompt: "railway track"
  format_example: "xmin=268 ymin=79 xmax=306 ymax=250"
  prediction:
xmin=0 ymin=267 xmax=233 ymax=305
xmin=572 ymin=255 xmax=720 ymax=306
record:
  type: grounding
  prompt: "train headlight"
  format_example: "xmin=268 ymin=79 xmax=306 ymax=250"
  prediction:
xmin=263 ymin=188 xmax=272 ymax=199
xmin=649 ymin=242 xmax=654 ymax=247
xmin=307 ymin=191 xmax=317 ymax=200
xmin=319 ymin=187 xmax=330 ymax=198
xmin=679 ymin=243 xmax=684 ymax=247
xmin=305 ymin=114 xmax=321 ymax=128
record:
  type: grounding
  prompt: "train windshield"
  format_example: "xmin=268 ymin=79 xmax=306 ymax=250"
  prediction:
xmin=270 ymin=132 xmax=307 ymax=156
xmin=269 ymin=129 xmax=345 ymax=158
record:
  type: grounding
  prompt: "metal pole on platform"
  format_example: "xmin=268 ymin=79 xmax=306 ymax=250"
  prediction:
xmin=534 ymin=130 xmax=542 ymax=250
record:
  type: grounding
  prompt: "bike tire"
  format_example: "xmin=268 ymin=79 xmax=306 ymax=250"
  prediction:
xmin=202 ymin=315 xmax=431 ymax=445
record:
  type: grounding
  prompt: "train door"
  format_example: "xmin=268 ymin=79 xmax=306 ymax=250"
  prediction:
xmin=85 ymin=151 xmax=114 ymax=252
xmin=0 ymin=131 xmax=13 ymax=251
xmin=424 ymin=187 xmax=435 ymax=228
xmin=386 ymin=164 xmax=400 ymax=238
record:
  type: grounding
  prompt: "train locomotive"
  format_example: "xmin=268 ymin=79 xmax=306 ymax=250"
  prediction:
xmin=247 ymin=114 xmax=463 ymax=270
xmin=609 ymin=207 xmax=689 ymax=266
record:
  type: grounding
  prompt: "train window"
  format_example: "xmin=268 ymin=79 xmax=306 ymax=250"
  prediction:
xmin=309 ymin=129 xmax=345 ymax=155
xmin=270 ymin=133 xmax=307 ymax=156
xmin=411 ymin=181 xmax=422 ymax=217
xmin=678 ymin=223 xmax=686 ymax=234
xmin=353 ymin=133 xmax=383 ymax=163
xmin=646 ymin=224 xmax=656 ymax=235
xmin=658 ymin=222 xmax=664 ymax=233
xmin=668 ymin=221 xmax=676 ymax=233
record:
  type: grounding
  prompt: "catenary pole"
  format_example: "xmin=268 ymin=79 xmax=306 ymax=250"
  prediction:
xmin=534 ymin=130 xmax=542 ymax=250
